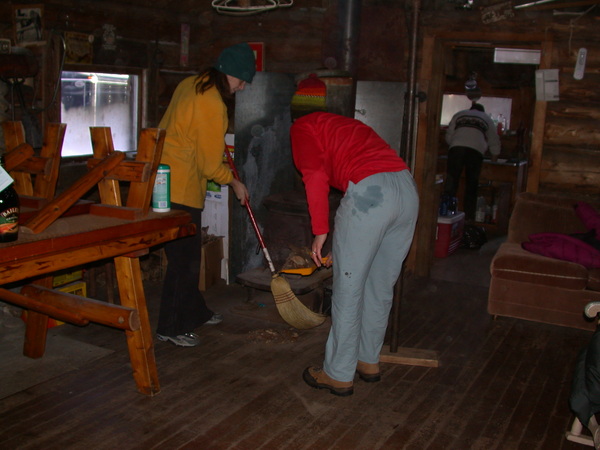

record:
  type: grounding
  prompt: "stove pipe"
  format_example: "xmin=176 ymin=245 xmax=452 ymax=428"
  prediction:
xmin=336 ymin=0 xmax=361 ymax=77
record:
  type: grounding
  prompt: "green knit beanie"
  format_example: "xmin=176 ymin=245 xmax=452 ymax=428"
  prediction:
xmin=216 ymin=43 xmax=256 ymax=83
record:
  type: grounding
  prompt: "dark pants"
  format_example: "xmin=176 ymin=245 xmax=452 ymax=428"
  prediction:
xmin=156 ymin=202 xmax=213 ymax=336
xmin=444 ymin=146 xmax=483 ymax=221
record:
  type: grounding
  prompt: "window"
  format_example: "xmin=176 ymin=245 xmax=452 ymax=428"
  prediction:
xmin=60 ymin=68 xmax=142 ymax=157
xmin=440 ymin=94 xmax=512 ymax=130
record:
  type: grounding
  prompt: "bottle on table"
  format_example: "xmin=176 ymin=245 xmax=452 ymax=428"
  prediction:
xmin=0 ymin=156 xmax=20 ymax=243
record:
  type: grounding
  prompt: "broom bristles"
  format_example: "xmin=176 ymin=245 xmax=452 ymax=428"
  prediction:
xmin=270 ymin=274 xmax=326 ymax=330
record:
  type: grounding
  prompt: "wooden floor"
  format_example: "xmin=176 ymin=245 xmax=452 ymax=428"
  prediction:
xmin=0 ymin=238 xmax=596 ymax=449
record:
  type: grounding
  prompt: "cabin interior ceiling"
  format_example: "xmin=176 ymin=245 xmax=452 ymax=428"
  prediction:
xmin=58 ymin=0 xmax=600 ymax=16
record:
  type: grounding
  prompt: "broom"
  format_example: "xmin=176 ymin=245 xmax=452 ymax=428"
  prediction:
xmin=224 ymin=147 xmax=326 ymax=330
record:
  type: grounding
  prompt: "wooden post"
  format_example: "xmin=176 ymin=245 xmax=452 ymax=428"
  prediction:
xmin=125 ymin=128 xmax=166 ymax=215
xmin=114 ymin=255 xmax=160 ymax=396
xmin=90 ymin=127 xmax=123 ymax=206
xmin=34 ymin=123 xmax=66 ymax=200
xmin=22 ymin=276 xmax=53 ymax=359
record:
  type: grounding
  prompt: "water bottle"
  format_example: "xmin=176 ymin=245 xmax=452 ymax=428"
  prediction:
xmin=475 ymin=196 xmax=486 ymax=223
xmin=449 ymin=196 xmax=457 ymax=215
xmin=0 ymin=157 xmax=20 ymax=242
xmin=152 ymin=164 xmax=171 ymax=212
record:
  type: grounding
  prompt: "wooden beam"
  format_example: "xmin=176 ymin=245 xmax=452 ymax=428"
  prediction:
xmin=89 ymin=127 xmax=122 ymax=207
xmin=34 ymin=123 xmax=66 ymax=200
xmin=0 ymin=287 xmax=88 ymax=326
xmin=527 ymin=38 xmax=553 ymax=193
xmin=380 ymin=345 xmax=440 ymax=368
xmin=125 ymin=128 xmax=167 ymax=214
xmin=10 ymin=156 xmax=53 ymax=176
xmin=19 ymin=284 xmax=140 ymax=331
xmin=0 ymin=221 xmax=196 ymax=286
xmin=4 ymin=143 xmax=34 ymax=171
xmin=515 ymin=0 xmax=600 ymax=11
xmin=86 ymin=159 xmax=152 ymax=183
xmin=89 ymin=204 xmax=144 ymax=220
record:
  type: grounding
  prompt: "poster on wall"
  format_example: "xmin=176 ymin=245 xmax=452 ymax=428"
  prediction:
xmin=13 ymin=5 xmax=43 ymax=44
xmin=64 ymin=32 xmax=94 ymax=64
xmin=248 ymin=42 xmax=264 ymax=72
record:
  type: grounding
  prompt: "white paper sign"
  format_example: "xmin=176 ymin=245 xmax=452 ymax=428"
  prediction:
xmin=0 ymin=165 xmax=14 ymax=192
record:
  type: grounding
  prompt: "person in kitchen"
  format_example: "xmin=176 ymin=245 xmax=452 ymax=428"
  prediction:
xmin=443 ymin=102 xmax=501 ymax=221
xmin=155 ymin=42 xmax=254 ymax=347
xmin=290 ymin=112 xmax=419 ymax=396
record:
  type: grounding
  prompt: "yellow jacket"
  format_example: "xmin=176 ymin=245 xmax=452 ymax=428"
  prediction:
xmin=158 ymin=75 xmax=233 ymax=209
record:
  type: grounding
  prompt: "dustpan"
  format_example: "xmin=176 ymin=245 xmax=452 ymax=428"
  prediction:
xmin=279 ymin=245 xmax=325 ymax=276
xmin=280 ymin=265 xmax=318 ymax=276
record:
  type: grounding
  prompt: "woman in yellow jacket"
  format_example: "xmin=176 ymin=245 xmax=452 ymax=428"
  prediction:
xmin=156 ymin=43 xmax=254 ymax=347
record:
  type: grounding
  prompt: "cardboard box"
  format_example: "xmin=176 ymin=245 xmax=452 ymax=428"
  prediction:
xmin=21 ymin=281 xmax=87 ymax=328
xmin=199 ymin=236 xmax=224 ymax=291
xmin=435 ymin=212 xmax=465 ymax=258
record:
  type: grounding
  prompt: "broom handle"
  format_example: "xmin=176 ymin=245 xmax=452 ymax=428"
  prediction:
xmin=224 ymin=146 xmax=277 ymax=274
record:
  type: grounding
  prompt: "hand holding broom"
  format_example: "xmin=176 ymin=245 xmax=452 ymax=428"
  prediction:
xmin=224 ymin=147 xmax=326 ymax=330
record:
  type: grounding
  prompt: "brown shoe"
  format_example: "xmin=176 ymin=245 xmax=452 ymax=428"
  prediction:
xmin=302 ymin=366 xmax=353 ymax=396
xmin=356 ymin=361 xmax=381 ymax=383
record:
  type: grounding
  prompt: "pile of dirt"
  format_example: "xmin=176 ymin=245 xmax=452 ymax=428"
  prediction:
xmin=247 ymin=328 xmax=299 ymax=344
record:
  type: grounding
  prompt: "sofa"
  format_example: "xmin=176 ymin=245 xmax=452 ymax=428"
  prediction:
xmin=488 ymin=192 xmax=600 ymax=331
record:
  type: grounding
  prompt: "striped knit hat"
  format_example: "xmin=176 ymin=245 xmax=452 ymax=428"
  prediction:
xmin=291 ymin=73 xmax=327 ymax=119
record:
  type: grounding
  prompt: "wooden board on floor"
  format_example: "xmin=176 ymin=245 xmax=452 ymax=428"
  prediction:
xmin=380 ymin=344 xmax=440 ymax=368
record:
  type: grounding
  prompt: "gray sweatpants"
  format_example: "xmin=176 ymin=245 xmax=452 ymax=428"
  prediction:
xmin=323 ymin=170 xmax=419 ymax=382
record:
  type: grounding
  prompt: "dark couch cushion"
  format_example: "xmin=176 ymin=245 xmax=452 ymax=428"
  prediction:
xmin=522 ymin=232 xmax=600 ymax=269
xmin=492 ymin=242 xmax=589 ymax=289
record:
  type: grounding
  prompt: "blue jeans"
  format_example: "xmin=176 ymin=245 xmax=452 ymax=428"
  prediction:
xmin=323 ymin=171 xmax=419 ymax=382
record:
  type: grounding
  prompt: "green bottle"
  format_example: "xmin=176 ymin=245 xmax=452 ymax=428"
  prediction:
xmin=0 ymin=156 xmax=19 ymax=243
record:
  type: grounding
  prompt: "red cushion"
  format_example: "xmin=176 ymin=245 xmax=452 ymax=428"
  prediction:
xmin=522 ymin=232 xmax=600 ymax=269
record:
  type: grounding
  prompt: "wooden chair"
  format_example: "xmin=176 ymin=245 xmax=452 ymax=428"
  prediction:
xmin=2 ymin=121 xmax=65 ymax=210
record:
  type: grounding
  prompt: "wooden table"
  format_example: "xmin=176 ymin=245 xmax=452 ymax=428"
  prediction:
xmin=0 ymin=209 xmax=194 ymax=396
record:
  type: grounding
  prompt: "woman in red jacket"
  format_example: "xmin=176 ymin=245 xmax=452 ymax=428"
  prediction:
xmin=291 ymin=112 xmax=419 ymax=396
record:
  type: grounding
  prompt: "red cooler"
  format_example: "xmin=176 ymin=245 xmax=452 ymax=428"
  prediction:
xmin=435 ymin=212 xmax=465 ymax=258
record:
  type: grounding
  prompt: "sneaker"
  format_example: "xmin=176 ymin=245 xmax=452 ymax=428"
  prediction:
xmin=156 ymin=332 xmax=200 ymax=347
xmin=204 ymin=313 xmax=223 ymax=325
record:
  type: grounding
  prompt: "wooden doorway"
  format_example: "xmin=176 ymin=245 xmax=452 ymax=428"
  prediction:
xmin=410 ymin=32 xmax=552 ymax=278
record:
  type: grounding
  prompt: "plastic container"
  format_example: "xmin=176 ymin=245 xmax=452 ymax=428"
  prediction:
xmin=434 ymin=211 xmax=465 ymax=258
xmin=475 ymin=196 xmax=486 ymax=223
xmin=152 ymin=164 xmax=171 ymax=212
